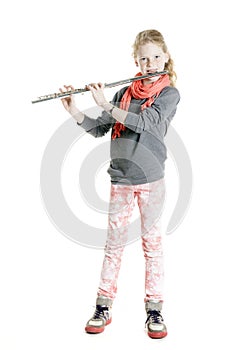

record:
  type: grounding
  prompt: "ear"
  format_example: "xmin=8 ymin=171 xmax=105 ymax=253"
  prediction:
xmin=135 ymin=59 xmax=139 ymax=67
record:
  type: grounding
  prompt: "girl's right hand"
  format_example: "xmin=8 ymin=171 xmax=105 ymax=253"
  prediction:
xmin=59 ymin=85 xmax=78 ymax=115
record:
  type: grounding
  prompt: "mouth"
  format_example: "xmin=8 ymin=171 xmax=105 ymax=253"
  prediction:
xmin=146 ymin=70 xmax=158 ymax=76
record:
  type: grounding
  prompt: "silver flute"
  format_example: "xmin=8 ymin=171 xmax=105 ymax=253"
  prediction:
xmin=31 ymin=70 xmax=168 ymax=104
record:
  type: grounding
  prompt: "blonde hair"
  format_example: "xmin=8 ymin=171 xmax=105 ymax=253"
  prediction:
xmin=133 ymin=29 xmax=177 ymax=87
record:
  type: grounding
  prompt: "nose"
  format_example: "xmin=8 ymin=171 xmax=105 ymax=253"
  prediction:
xmin=147 ymin=58 xmax=157 ymax=67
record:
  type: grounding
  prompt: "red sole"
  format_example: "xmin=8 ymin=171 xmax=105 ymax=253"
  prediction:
xmin=85 ymin=318 xmax=112 ymax=334
xmin=148 ymin=331 xmax=167 ymax=339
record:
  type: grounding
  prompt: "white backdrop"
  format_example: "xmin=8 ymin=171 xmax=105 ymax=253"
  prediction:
xmin=1 ymin=0 xmax=233 ymax=349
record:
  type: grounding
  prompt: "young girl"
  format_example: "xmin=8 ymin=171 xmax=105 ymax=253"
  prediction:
xmin=60 ymin=29 xmax=180 ymax=339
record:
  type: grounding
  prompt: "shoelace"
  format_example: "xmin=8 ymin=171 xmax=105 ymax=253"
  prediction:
xmin=145 ymin=309 xmax=164 ymax=325
xmin=93 ymin=305 xmax=109 ymax=320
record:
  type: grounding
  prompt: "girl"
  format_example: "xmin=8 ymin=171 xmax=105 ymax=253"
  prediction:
xmin=60 ymin=29 xmax=180 ymax=339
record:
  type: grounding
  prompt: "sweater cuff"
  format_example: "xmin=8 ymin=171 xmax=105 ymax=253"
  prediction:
xmin=124 ymin=112 xmax=141 ymax=132
xmin=76 ymin=115 xmax=95 ymax=131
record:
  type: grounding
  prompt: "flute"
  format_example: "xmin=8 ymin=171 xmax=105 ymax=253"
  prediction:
xmin=31 ymin=70 xmax=168 ymax=104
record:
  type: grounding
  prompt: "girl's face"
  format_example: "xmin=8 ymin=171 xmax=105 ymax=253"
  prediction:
xmin=135 ymin=42 xmax=169 ymax=85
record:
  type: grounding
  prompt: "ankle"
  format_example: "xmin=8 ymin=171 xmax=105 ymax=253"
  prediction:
xmin=96 ymin=295 xmax=113 ymax=307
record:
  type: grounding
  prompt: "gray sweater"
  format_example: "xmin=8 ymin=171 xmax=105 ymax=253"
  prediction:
xmin=78 ymin=86 xmax=180 ymax=185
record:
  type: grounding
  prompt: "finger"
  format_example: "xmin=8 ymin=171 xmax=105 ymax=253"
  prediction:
xmin=64 ymin=85 xmax=75 ymax=91
xmin=93 ymin=83 xmax=100 ymax=89
xmin=88 ymin=83 xmax=100 ymax=90
xmin=97 ymin=82 xmax=104 ymax=89
xmin=86 ymin=84 xmax=94 ymax=91
xmin=60 ymin=97 xmax=67 ymax=106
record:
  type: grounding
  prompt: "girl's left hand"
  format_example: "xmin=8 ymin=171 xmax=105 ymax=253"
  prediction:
xmin=87 ymin=83 xmax=108 ymax=107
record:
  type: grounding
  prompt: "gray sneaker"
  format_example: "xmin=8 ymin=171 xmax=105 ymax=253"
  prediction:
xmin=145 ymin=300 xmax=167 ymax=339
xmin=85 ymin=296 xmax=113 ymax=334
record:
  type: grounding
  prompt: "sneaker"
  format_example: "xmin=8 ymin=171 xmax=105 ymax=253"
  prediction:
xmin=85 ymin=296 xmax=113 ymax=334
xmin=145 ymin=300 xmax=167 ymax=339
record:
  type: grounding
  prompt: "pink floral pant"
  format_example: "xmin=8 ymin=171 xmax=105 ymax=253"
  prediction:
xmin=97 ymin=178 xmax=165 ymax=302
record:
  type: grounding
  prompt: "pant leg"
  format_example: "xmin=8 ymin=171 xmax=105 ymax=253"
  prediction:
xmin=97 ymin=184 xmax=136 ymax=299
xmin=136 ymin=179 xmax=166 ymax=302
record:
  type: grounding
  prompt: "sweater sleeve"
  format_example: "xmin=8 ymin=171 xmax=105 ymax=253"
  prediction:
xmin=76 ymin=87 xmax=128 ymax=138
xmin=123 ymin=86 xmax=180 ymax=133
xmin=77 ymin=110 xmax=115 ymax=138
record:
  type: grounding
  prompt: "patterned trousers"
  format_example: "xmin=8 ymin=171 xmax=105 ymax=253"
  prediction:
xmin=97 ymin=178 xmax=165 ymax=302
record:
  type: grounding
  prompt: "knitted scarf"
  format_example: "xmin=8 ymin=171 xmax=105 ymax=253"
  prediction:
xmin=112 ymin=72 xmax=170 ymax=139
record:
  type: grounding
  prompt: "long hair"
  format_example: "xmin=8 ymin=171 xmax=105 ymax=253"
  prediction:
xmin=132 ymin=29 xmax=177 ymax=87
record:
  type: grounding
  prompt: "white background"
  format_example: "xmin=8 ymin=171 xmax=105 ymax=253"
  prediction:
xmin=1 ymin=0 xmax=233 ymax=349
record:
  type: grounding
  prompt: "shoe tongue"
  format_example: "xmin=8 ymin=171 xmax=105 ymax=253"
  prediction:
xmin=96 ymin=296 xmax=113 ymax=307
xmin=145 ymin=301 xmax=162 ymax=312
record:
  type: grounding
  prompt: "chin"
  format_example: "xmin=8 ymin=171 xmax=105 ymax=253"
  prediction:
xmin=149 ymin=76 xmax=160 ymax=82
xmin=143 ymin=76 xmax=159 ymax=85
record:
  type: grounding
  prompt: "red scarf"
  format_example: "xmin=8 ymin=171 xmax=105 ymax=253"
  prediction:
xmin=112 ymin=73 xmax=170 ymax=139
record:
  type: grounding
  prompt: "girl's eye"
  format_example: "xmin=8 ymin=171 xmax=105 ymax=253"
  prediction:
xmin=155 ymin=55 xmax=160 ymax=59
xmin=140 ymin=57 xmax=147 ymax=61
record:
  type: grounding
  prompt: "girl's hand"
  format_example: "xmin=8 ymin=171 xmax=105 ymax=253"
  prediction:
xmin=59 ymin=85 xmax=79 ymax=115
xmin=87 ymin=83 xmax=108 ymax=107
